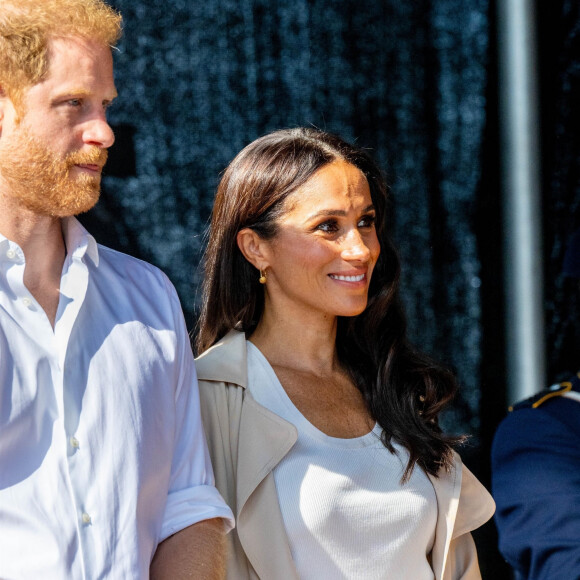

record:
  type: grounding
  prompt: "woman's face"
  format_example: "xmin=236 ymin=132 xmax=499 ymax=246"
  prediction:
xmin=262 ymin=160 xmax=381 ymax=320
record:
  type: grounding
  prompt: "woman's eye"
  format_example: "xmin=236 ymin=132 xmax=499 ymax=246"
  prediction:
xmin=358 ymin=214 xmax=376 ymax=228
xmin=316 ymin=220 xmax=339 ymax=233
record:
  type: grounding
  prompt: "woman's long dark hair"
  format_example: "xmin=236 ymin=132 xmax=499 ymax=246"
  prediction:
xmin=197 ymin=127 xmax=462 ymax=479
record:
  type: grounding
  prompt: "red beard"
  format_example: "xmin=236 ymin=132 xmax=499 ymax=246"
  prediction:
xmin=0 ymin=126 xmax=108 ymax=217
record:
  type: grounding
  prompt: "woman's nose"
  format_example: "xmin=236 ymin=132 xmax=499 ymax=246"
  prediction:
xmin=341 ymin=229 xmax=371 ymax=262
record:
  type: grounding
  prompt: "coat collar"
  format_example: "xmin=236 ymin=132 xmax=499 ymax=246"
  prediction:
xmin=197 ymin=330 xmax=299 ymax=514
xmin=197 ymin=330 xmax=299 ymax=578
xmin=196 ymin=329 xmax=249 ymax=386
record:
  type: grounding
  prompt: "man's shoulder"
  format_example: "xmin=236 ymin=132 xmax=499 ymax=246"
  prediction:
xmin=509 ymin=372 xmax=580 ymax=412
xmin=495 ymin=373 xmax=580 ymax=444
xmin=95 ymin=243 xmax=173 ymax=288
xmin=92 ymin=244 xmax=183 ymax=316
xmin=96 ymin=243 xmax=162 ymax=274
xmin=509 ymin=374 xmax=580 ymax=412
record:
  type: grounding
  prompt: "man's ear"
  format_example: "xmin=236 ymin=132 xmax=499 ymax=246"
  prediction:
xmin=0 ymin=85 xmax=19 ymax=135
xmin=0 ymin=86 xmax=7 ymax=130
xmin=237 ymin=228 xmax=271 ymax=272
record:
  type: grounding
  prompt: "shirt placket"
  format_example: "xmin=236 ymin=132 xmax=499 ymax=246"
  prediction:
xmin=55 ymin=252 xmax=94 ymax=579
xmin=1 ymin=241 xmax=87 ymax=579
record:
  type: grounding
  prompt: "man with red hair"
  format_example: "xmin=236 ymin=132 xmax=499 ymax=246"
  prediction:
xmin=0 ymin=1 xmax=233 ymax=577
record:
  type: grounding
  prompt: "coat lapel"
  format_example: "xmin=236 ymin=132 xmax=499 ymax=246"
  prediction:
xmin=198 ymin=330 xmax=300 ymax=578
xmin=236 ymin=394 xmax=299 ymax=579
xmin=428 ymin=452 xmax=496 ymax=580
xmin=236 ymin=395 xmax=298 ymax=513
xmin=428 ymin=454 xmax=462 ymax=580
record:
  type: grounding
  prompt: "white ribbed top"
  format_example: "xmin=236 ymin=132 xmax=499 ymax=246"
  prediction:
xmin=247 ymin=342 xmax=437 ymax=580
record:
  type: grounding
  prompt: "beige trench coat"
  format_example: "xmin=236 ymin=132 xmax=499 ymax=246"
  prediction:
xmin=197 ymin=330 xmax=495 ymax=580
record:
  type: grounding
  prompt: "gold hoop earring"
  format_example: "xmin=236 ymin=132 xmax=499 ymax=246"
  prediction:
xmin=259 ymin=269 xmax=267 ymax=284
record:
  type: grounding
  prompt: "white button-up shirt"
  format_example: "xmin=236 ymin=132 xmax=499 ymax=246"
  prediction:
xmin=0 ymin=217 xmax=233 ymax=579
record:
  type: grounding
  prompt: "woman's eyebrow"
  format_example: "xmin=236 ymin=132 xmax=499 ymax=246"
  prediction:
xmin=306 ymin=204 xmax=375 ymax=220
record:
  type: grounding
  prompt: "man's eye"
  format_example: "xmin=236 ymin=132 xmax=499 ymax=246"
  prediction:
xmin=68 ymin=99 xmax=82 ymax=107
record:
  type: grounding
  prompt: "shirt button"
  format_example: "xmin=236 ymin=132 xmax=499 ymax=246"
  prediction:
xmin=21 ymin=297 xmax=32 ymax=308
xmin=82 ymin=512 xmax=92 ymax=525
xmin=6 ymin=249 xmax=16 ymax=260
xmin=70 ymin=436 xmax=80 ymax=449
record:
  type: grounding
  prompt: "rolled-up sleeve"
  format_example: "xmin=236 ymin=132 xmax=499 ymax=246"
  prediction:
xmin=159 ymin=282 xmax=234 ymax=541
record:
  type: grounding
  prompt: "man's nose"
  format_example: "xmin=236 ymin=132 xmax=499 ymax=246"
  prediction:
xmin=83 ymin=117 xmax=115 ymax=149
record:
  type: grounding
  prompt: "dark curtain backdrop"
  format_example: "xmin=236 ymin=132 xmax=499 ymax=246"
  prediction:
xmin=540 ymin=0 xmax=580 ymax=382
xmin=91 ymin=0 xmax=489 ymax=432
xmin=75 ymin=1 xmax=577 ymax=577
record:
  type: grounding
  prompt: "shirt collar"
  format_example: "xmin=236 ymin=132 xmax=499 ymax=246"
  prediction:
xmin=0 ymin=217 xmax=99 ymax=267
xmin=0 ymin=229 xmax=25 ymax=264
xmin=62 ymin=216 xmax=99 ymax=267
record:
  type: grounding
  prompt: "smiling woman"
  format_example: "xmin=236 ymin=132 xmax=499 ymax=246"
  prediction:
xmin=237 ymin=159 xmax=381 ymax=322
xmin=195 ymin=127 xmax=495 ymax=579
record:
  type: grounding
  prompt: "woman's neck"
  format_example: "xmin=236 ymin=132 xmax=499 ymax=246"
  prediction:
xmin=249 ymin=303 xmax=341 ymax=376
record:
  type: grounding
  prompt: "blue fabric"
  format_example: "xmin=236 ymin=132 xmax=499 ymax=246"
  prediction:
xmin=491 ymin=379 xmax=580 ymax=579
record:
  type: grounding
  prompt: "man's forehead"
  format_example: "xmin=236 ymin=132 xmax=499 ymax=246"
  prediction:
xmin=45 ymin=35 xmax=112 ymax=63
xmin=37 ymin=35 xmax=117 ymax=93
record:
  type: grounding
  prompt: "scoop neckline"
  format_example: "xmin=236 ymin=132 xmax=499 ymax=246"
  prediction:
xmin=247 ymin=340 xmax=382 ymax=448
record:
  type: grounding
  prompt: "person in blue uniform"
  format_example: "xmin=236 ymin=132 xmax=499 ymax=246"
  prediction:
xmin=491 ymin=230 xmax=580 ymax=580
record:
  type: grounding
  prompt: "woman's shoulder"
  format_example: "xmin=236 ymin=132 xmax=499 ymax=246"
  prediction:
xmin=196 ymin=329 xmax=248 ymax=388
xmin=454 ymin=452 xmax=495 ymax=537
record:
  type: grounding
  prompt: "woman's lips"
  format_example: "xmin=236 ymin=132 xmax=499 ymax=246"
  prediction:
xmin=329 ymin=273 xmax=366 ymax=282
